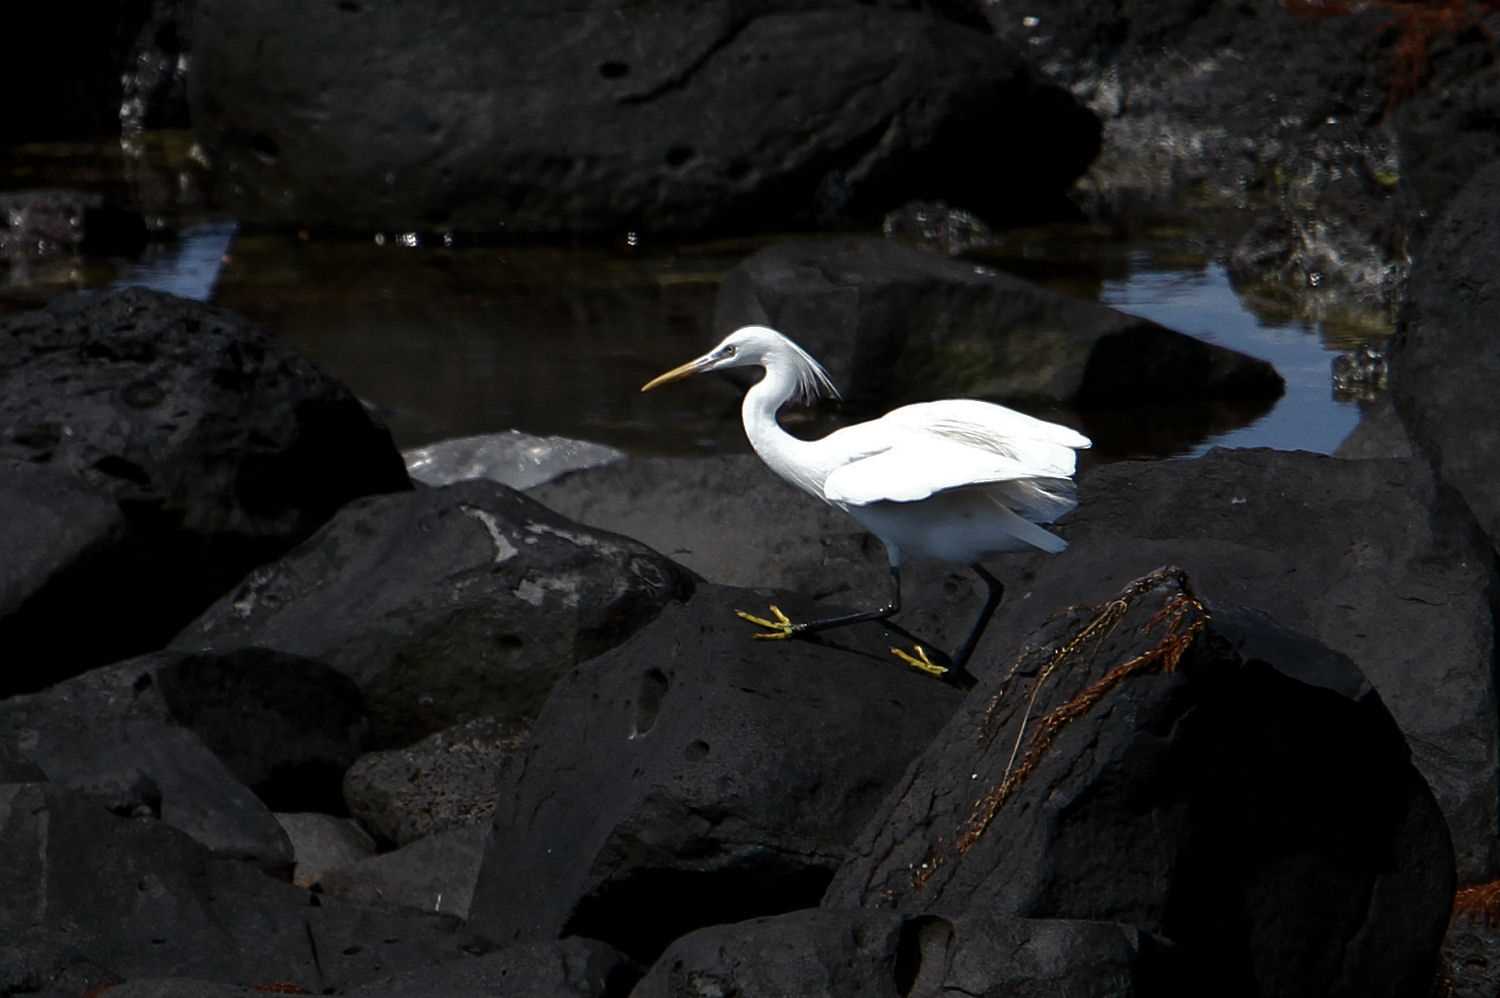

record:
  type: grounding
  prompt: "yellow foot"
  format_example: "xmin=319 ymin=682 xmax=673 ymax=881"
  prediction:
xmin=735 ymin=604 xmax=797 ymax=640
xmin=891 ymin=644 xmax=949 ymax=679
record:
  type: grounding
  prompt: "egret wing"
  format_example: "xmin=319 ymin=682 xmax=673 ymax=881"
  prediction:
xmin=878 ymin=400 xmax=1090 ymax=478
xmin=824 ymin=434 xmax=1041 ymax=505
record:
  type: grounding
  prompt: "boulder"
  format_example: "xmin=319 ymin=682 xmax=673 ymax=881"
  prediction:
xmin=344 ymin=716 xmax=520 ymax=846
xmin=468 ymin=583 xmax=963 ymax=961
xmin=276 ymin=812 xmax=377 ymax=889
xmin=0 ymin=713 xmax=293 ymax=873
xmin=0 ymin=782 xmax=487 ymax=991
xmin=345 ymin=938 xmax=639 ymax=998
xmin=630 ymin=909 xmax=1179 ymax=998
xmin=319 ymin=823 xmax=487 ymax=919
xmin=190 ymin=0 xmax=1099 ymax=234
xmin=824 ymin=569 xmax=1454 ymax=998
xmin=714 ymin=237 xmax=1285 ymax=407
xmin=1391 ymin=160 xmax=1500 ymax=553
xmin=962 ymin=449 xmax=1497 ymax=884
xmin=0 ymin=288 xmax=410 ymax=690
xmin=0 ymin=647 xmax=367 ymax=813
xmin=175 ymin=479 xmax=695 ymax=745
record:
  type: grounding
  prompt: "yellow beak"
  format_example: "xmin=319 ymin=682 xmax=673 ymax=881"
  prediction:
xmin=641 ymin=355 xmax=713 ymax=392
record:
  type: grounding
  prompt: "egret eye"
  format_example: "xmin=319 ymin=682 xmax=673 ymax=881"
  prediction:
xmin=722 ymin=344 xmax=737 ymax=358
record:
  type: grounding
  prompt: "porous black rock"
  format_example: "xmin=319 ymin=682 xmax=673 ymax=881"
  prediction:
xmin=345 ymin=938 xmax=639 ymax=998
xmin=714 ymin=237 xmax=1285 ymax=407
xmin=1391 ymin=160 xmax=1500 ymax=555
xmin=343 ymin=716 xmax=519 ymax=846
xmin=319 ymin=823 xmax=487 ymax=919
xmin=823 ymin=569 xmax=1454 ymax=998
xmin=175 ymin=479 xmax=695 ymax=746
xmin=0 ymin=647 xmax=366 ymax=814
xmin=0 ymin=782 xmax=487 ymax=991
xmin=0 ymin=714 xmax=293 ymax=873
xmin=190 ymin=0 xmax=1099 ymax=234
xmin=960 ymin=449 xmax=1499 ymax=884
xmin=0 ymin=288 xmax=410 ymax=689
xmin=630 ymin=908 xmax=1180 ymax=998
xmin=468 ymin=583 xmax=963 ymax=962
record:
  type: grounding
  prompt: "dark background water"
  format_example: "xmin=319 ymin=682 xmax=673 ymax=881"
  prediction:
xmin=1 ymin=134 xmax=1391 ymax=460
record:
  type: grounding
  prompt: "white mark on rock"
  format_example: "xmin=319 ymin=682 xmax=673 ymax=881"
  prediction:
xmin=514 ymin=578 xmax=546 ymax=607
xmin=462 ymin=505 xmax=518 ymax=564
xmin=524 ymin=521 xmax=602 ymax=550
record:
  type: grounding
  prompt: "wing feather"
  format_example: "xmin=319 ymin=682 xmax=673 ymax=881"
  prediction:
xmin=821 ymin=401 xmax=1091 ymax=507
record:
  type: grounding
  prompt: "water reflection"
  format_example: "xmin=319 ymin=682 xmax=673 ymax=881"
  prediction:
xmin=113 ymin=221 xmax=236 ymax=300
xmin=1098 ymin=259 xmax=1377 ymax=455
xmin=0 ymin=146 xmax=1392 ymax=460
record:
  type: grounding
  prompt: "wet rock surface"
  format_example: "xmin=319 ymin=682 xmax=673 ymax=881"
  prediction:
xmin=190 ymin=0 xmax=1098 ymax=234
xmin=1391 ymin=160 xmax=1500 ymax=555
xmin=468 ymin=583 xmax=964 ymax=962
xmin=630 ymin=908 xmax=1179 ymax=998
xmin=825 ymin=569 xmax=1453 ymax=998
xmin=174 ymin=479 xmax=695 ymax=746
xmin=715 ymin=237 xmax=1285 ymax=407
xmin=0 ymin=288 xmax=411 ymax=689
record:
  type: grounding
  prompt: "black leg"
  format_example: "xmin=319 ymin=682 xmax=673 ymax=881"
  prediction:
xmin=948 ymin=563 xmax=1004 ymax=677
xmin=789 ymin=565 xmax=902 ymax=635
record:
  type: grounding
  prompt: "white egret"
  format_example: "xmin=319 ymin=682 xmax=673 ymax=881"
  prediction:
xmin=641 ymin=325 xmax=1091 ymax=688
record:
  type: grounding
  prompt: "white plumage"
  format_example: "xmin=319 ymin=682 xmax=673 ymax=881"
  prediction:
xmin=641 ymin=325 xmax=1091 ymax=685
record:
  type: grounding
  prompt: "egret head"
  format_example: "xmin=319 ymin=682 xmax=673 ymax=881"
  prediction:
xmin=641 ymin=325 xmax=840 ymax=402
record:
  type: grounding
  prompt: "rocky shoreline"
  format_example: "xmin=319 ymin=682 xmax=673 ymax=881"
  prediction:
xmin=5 ymin=1 xmax=1500 ymax=995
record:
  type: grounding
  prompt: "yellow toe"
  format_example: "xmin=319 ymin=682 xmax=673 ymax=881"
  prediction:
xmin=891 ymin=644 xmax=949 ymax=678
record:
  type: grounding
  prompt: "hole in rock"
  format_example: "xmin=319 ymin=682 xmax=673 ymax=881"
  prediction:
xmin=894 ymin=914 xmax=955 ymax=996
xmin=567 ymin=863 xmax=834 ymax=964
xmin=598 ymin=60 xmax=630 ymax=79
xmin=631 ymin=669 xmax=669 ymax=738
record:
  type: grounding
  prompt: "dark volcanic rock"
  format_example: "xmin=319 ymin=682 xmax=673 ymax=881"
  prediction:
xmin=530 ymin=454 xmax=883 ymax=592
xmin=714 ymin=237 xmax=1284 ymax=407
xmin=0 ymin=647 xmax=367 ymax=814
xmin=1391 ymin=160 xmax=1500 ymax=554
xmin=190 ymin=1 xmax=1098 ymax=234
xmin=345 ymin=938 xmax=639 ymax=998
xmin=468 ymin=583 xmax=963 ymax=962
xmin=631 ymin=909 xmax=1177 ymax=998
xmin=276 ymin=812 xmax=376 ymax=888
xmin=824 ymin=569 xmax=1454 ymax=998
xmin=0 ymin=782 xmax=486 ymax=991
xmin=319 ymin=823 xmax=487 ymax=919
xmin=175 ymin=479 xmax=695 ymax=746
xmin=968 ymin=449 xmax=1498 ymax=885
xmin=540 ymin=448 xmax=1497 ymax=884
xmin=0 ymin=713 xmax=293 ymax=872
xmin=0 ymin=288 xmax=410 ymax=690
xmin=343 ymin=716 xmax=520 ymax=846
